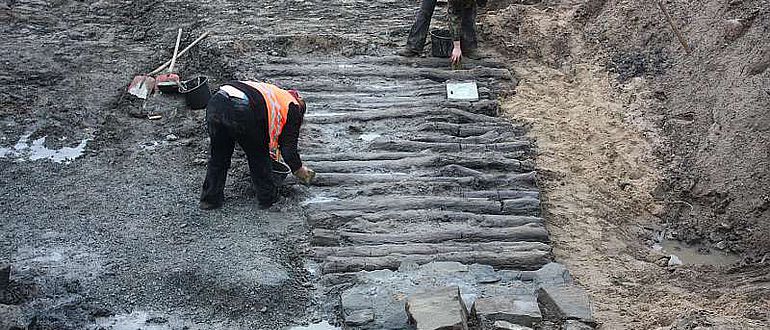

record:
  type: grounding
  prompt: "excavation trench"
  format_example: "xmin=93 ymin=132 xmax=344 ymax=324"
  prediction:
xmin=272 ymin=50 xmax=594 ymax=329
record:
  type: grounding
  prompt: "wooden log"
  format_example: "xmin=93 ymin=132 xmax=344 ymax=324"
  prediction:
xmin=313 ymin=185 xmax=540 ymax=207
xmin=321 ymin=250 xmax=551 ymax=273
xmin=438 ymin=165 xmax=485 ymax=177
xmin=370 ymin=138 xmax=531 ymax=153
xmin=304 ymin=154 xmax=531 ymax=173
xmin=445 ymin=99 xmax=500 ymax=117
xmin=304 ymin=108 xmax=438 ymax=124
xmin=302 ymin=150 xmax=528 ymax=162
xmin=410 ymin=131 xmax=523 ymax=144
xmin=416 ymin=122 xmax=526 ymax=137
xmin=302 ymin=152 xmax=421 ymax=162
xmin=503 ymin=198 xmax=542 ymax=214
xmin=463 ymin=190 xmax=540 ymax=200
xmin=304 ymin=195 xmax=540 ymax=215
xmin=311 ymin=223 xmax=548 ymax=246
xmin=263 ymin=55 xmax=510 ymax=69
xmin=323 ymin=181 xmax=467 ymax=198
xmin=272 ymin=78 xmax=440 ymax=94
xmin=302 ymin=171 xmax=538 ymax=188
xmin=312 ymin=241 xmax=551 ymax=259
xmin=306 ymin=99 xmax=498 ymax=116
xmin=304 ymin=106 xmax=504 ymax=124
xmin=305 ymin=209 xmax=544 ymax=229
xmin=256 ymin=64 xmax=514 ymax=81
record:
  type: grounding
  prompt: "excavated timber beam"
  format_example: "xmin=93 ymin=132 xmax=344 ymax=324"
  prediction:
xmin=256 ymin=65 xmax=513 ymax=81
xmin=304 ymin=155 xmax=532 ymax=173
xmin=416 ymin=122 xmax=526 ymax=137
xmin=304 ymin=196 xmax=540 ymax=215
xmin=308 ymin=99 xmax=500 ymax=117
xmin=370 ymin=138 xmax=531 ymax=153
xmin=302 ymin=152 xmax=427 ymax=162
xmin=279 ymin=80 xmax=504 ymax=98
xmin=311 ymin=224 xmax=548 ymax=246
xmin=304 ymin=106 xmax=503 ymax=124
xmin=320 ymin=250 xmax=550 ymax=274
xmin=295 ymin=171 xmax=538 ymax=188
xmin=316 ymin=184 xmax=539 ymax=201
xmin=262 ymin=55 xmax=509 ymax=69
xmin=311 ymin=241 xmax=551 ymax=259
xmin=302 ymin=151 xmax=525 ymax=162
xmin=409 ymin=132 xmax=524 ymax=144
xmin=305 ymin=209 xmax=543 ymax=229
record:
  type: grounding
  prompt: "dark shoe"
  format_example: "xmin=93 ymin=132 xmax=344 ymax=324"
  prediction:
xmin=199 ymin=201 xmax=222 ymax=210
xmin=397 ymin=47 xmax=420 ymax=57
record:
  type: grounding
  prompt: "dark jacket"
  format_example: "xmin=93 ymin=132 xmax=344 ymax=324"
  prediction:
xmin=226 ymin=81 xmax=304 ymax=172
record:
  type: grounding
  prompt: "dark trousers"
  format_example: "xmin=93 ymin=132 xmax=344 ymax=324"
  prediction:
xmin=448 ymin=3 xmax=478 ymax=52
xmin=200 ymin=91 xmax=277 ymax=208
xmin=405 ymin=0 xmax=477 ymax=52
xmin=405 ymin=0 xmax=438 ymax=51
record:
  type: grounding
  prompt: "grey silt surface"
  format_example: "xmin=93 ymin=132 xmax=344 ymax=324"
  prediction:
xmin=0 ymin=0 xmax=591 ymax=329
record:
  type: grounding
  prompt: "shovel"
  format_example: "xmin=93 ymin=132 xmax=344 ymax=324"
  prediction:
xmin=156 ymin=28 xmax=183 ymax=93
xmin=127 ymin=31 xmax=211 ymax=99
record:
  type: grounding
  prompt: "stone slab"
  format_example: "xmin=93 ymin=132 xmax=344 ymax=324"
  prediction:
xmin=494 ymin=320 xmax=534 ymax=330
xmin=345 ymin=308 xmax=375 ymax=326
xmin=563 ymin=319 xmax=594 ymax=330
xmin=472 ymin=294 xmax=542 ymax=326
xmin=406 ymin=286 xmax=468 ymax=330
xmin=538 ymin=286 xmax=594 ymax=324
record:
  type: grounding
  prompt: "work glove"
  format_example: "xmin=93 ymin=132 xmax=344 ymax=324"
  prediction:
xmin=293 ymin=165 xmax=316 ymax=185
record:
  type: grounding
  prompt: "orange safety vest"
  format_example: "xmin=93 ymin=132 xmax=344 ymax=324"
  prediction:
xmin=243 ymin=82 xmax=299 ymax=161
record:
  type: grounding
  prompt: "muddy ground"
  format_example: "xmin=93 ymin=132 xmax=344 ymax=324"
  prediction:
xmin=1 ymin=0 xmax=412 ymax=327
xmin=480 ymin=0 xmax=769 ymax=328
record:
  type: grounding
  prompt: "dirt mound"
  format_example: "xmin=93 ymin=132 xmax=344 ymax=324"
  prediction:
xmin=479 ymin=0 xmax=769 ymax=327
xmin=583 ymin=0 xmax=770 ymax=259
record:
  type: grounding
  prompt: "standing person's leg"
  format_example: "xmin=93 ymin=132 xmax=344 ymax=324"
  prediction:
xmin=400 ymin=0 xmax=438 ymax=56
xmin=229 ymin=98 xmax=277 ymax=209
xmin=460 ymin=3 xmax=479 ymax=56
xmin=200 ymin=92 xmax=236 ymax=209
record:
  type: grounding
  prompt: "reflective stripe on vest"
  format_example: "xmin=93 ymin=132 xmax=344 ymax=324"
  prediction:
xmin=245 ymin=82 xmax=296 ymax=160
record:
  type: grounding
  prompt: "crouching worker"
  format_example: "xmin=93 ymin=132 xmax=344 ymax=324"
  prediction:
xmin=199 ymin=81 xmax=315 ymax=210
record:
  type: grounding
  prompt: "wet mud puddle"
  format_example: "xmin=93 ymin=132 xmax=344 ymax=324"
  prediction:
xmin=1 ymin=130 xmax=89 ymax=163
xmin=653 ymin=239 xmax=741 ymax=266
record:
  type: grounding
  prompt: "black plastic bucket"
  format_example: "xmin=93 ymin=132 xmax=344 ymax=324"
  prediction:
xmin=430 ymin=29 xmax=453 ymax=58
xmin=271 ymin=160 xmax=292 ymax=185
xmin=179 ymin=76 xmax=211 ymax=110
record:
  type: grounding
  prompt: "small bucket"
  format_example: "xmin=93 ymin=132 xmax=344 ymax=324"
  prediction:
xmin=179 ymin=76 xmax=211 ymax=110
xmin=157 ymin=81 xmax=179 ymax=94
xmin=271 ymin=160 xmax=292 ymax=185
xmin=430 ymin=29 xmax=453 ymax=58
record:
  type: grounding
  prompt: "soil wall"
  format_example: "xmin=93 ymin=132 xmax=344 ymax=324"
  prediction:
xmin=482 ymin=0 xmax=770 ymax=257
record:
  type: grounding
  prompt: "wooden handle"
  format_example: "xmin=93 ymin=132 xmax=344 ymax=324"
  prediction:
xmin=168 ymin=28 xmax=183 ymax=73
xmin=657 ymin=1 xmax=691 ymax=54
xmin=149 ymin=31 xmax=211 ymax=75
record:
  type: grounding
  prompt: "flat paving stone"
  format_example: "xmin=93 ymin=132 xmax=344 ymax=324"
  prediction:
xmin=406 ymin=286 xmax=469 ymax=330
xmin=538 ymin=285 xmax=594 ymax=324
xmin=345 ymin=308 xmax=375 ymax=326
xmin=493 ymin=320 xmax=534 ymax=330
xmin=472 ymin=294 xmax=542 ymax=326
xmin=562 ymin=319 xmax=594 ymax=330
